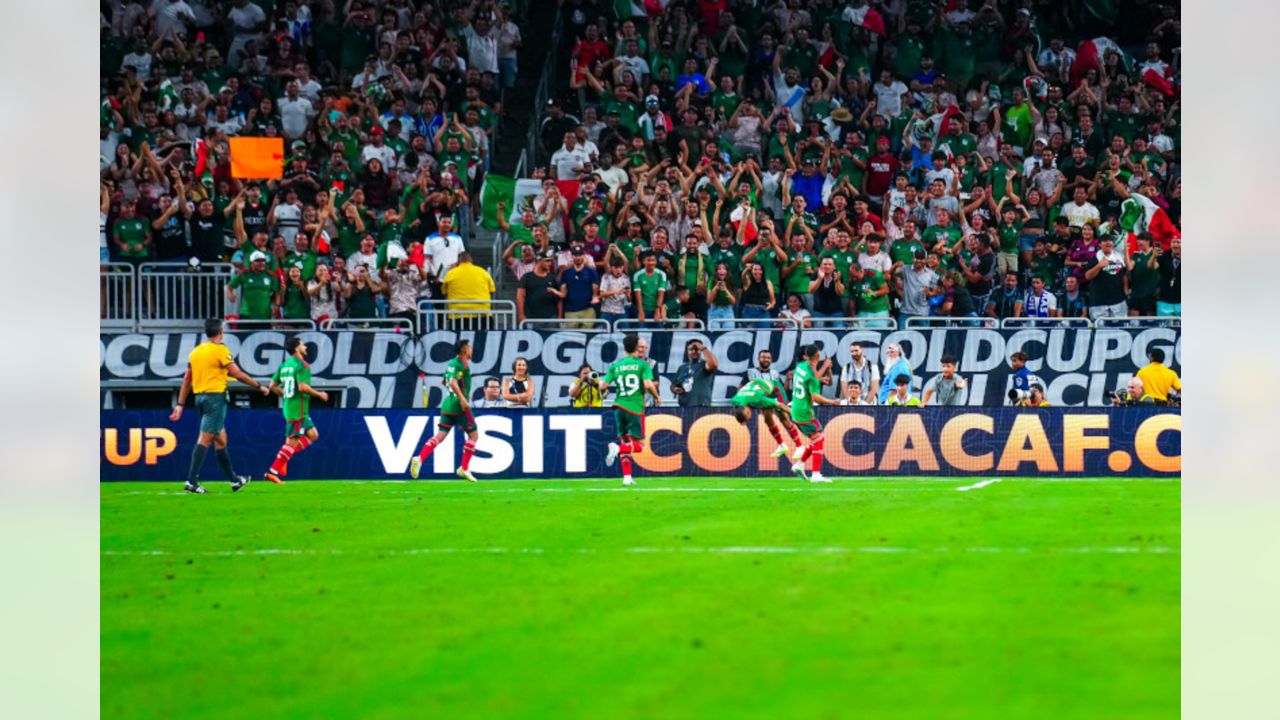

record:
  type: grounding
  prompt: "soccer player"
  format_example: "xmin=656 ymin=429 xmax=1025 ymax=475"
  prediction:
xmin=600 ymin=334 xmax=660 ymax=486
xmin=410 ymin=339 xmax=481 ymax=482
xmin=169 ymin=318 xmax=270 ymax=494
xmin=731 ymin=375 xmax=807 ymax=463
xmin=263 ymin=338 xmax=330 ymax=484
xmin=788 ymin=344 xmax=841 ymax=483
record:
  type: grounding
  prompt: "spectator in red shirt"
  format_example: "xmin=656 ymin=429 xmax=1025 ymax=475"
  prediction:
xmin=864 ymin=136 xmax=900 ymax=207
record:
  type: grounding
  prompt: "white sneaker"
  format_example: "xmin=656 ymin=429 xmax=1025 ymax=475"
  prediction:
xmin=791 ymin=462 xmax=808 ymax=480
xmin=622 ymin=476 xmax=635 ymax=486
xmin=791 ymin=445 xmax=807 ymax=461
xmin=809 ymin=472 xmax=830 ymax=484
xmin=770 ymin=445 xmax=789 ymax=459
xmin=456 ymin=468 xmax=477 ymax=483
xmin=605 ymin=442 xmax=620 ymax=467
xmin=409 ymin=457 xmax=421 ymax=479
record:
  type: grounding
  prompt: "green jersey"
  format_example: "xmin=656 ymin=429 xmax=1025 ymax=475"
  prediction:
xmin=889 ymin=239 xmax=925 ymax=266
xmin=272 ymin=356 xmax=312 ymax=421
xmin=113 ymin=218 xmax=150 ymax=258
xmin=998 ymin=221 xmax=1024 ymax=253
xmin=632 ymin=269 xmax=669 ymax=313
xmin=604 ymin=355 xmax=653 ymax=416
xmin=439 ymin=357 xmax=472 ymax=415
xmin=850 ymin=271 xmax=889 ymax=313
xmin=731 ymin=377 xmax=787 ymax=409
xmin=784 ymin=251 xmax=818 ymax=293
xmin=229 ymin=270 xmax=277 ymax=320
xmin=1129 ymin=250 xmax=1159 ymax=298
xmin=790 ymin=362 xmax=822 ymax=424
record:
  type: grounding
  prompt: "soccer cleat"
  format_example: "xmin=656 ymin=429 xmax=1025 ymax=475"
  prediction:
xmin=770 ymin=445 xmax=790 ymax=459
xmin=790 ymin=462 xmax=809 ymax=481
xmin=409 ymin=457 xmax=421 ymax=479
xmin=622 ymin=476 xmax=636 ymax=486
xmin=605 ymin=442 xmax=620 ymax=467
xmin=264 ymin=471 xmax=285 ymax=485
xmin=456 ymin=468 xmax=477 ymax=483
xmin=809 ymin=472 xmax=831 ymax=484
xmin=231 ymin=475 xmax=251 ymax=492
xmin=791 ymin=445 xmax=807 ymax=461
xmin=184 ymin=482 xmax=206 ymax=494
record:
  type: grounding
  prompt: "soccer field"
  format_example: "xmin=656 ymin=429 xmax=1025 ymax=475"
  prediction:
xmin=101 ymin=477 xmax=1179 ymax=719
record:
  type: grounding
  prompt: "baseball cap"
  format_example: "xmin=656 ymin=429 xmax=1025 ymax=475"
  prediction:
xmin=570 ymin=245 xmax=585 ymax=256
xmin=645 ymin=94 xmax=660 ymax=105
xmin=1033 ymin=135 xmax=1049 ymax=145
xmin=627 ymin=216 xmax=642 ymax=225
xmin=913 ymin=249 xmax=928 ymax=260
xmin=538 ymin=249 xmax=555 ymax=260
xmin=249 ymin=251 xmax=267 ymax=263
xmin=369 ymin=125 xmax=384 ymax=135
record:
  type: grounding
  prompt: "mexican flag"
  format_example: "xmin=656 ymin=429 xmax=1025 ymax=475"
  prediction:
xmin=479 ymin=175 xmax=543 ymax=231
xmin=1119 ymin=193 xmax=1180 ymax=252
xmin=1070 ymin=37 xmax=1129 ymax=86
xmin=841 ymin=5 xmax=887 ymax=37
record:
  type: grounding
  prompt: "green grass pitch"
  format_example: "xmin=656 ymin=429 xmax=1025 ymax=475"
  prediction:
xmin=101 ymin=477 xmax=1179 ymax=719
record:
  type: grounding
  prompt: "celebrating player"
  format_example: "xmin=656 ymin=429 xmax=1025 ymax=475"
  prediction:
xmin=263 ymin=338 xmax=329 ymax=484
xmin=600 ymin=334 xmax=660 ymax=486
xmin=789 ymin=344 xmax=841 ymax=483
xmin=731 ymin=376 xmax=807 ymax=464
xmin=169 ymin=318 xmax=270 ymax=494
xmin=410 ymin=339 xmax=481 ymax=482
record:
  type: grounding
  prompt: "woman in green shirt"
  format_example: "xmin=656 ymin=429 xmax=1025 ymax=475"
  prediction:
xmin=280 ymin=267 xmax=312 ymax=325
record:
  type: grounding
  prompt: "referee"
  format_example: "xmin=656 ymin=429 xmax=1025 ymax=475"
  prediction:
xmin=169 ymin=319 xmax=270 ymax=493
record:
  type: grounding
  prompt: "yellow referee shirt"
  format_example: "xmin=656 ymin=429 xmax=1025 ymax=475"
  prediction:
xmin=1136 ymin=362 xmax=1181 ymax=401
xmin=189 ymin=341 xmax=234 ymax=394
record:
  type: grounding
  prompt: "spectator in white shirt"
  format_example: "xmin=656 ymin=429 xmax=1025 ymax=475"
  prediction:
xmin=360 ymin=126 xmax=397 ymax=169
xmin=463 ymin=15 xmax=499 ymax=75
xmin=1061 ymin=186 xmax=1101 ymax=228
xmin=872 ymin=70 xmax=908 ymax=118
xmin=226 ymin=0 xmax=267 ymax=68
xmin=424 ymin=216 xmax=465 ymax=281
xmin=277 ymin=81 xmax=315 ymax=140
xmin=550 ymin=132 xmax=591 ymax=180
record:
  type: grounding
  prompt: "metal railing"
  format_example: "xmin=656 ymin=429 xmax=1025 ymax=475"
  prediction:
xmin=136 ymin=262 xmax=236 ymax=330
xmin=1095 ymin=316 xmax=1181 ymax=328
xmin=1000 ymin=317 xmax=1094 ymax=329
xmin=905 ymin=316 xmax=1000 ymax=329
xmin=417 ymin=298 xmax=517 ymax=332
xmin=100 ymin=263 xmax=138 ymax=330
xmin=321 ymin=317 xmax=414 ymax=333
xmin=520 ymin=317 xmax=612 ymax=332
xmin=714 ymin=317 xmax=802 ymax=331
xmin=808 ymin=316 xmax=899 ymax=329
xmin=227 ymin=318 xmax=317 ymax=331
xmin=612 ymin=318 xmax=708 ymax=332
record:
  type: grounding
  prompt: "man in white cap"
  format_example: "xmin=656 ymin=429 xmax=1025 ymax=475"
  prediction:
xmin=637 ymin=94 xmax=672 ymax=141
xmin=226 ymin=251 xmax=280 ymax=321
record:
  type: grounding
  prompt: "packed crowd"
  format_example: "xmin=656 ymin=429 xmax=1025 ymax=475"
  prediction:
xmin=498 ymin=0 xmax=1181 ymax=330
xmin=100 ymin=0 xmax=522 ymax=324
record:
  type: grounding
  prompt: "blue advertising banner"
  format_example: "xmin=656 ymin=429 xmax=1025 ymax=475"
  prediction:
xmin=100 ymin=327 xmax=1181 ymax=407
xmin=102 ymin=407 xmax=1181 ymax=481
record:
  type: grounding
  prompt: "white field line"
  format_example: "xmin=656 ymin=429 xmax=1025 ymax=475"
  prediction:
xmin=956 ymin=478 xmax=1003 ymax=492
xmin=102 ymin=545 xmax=1177 ymax=558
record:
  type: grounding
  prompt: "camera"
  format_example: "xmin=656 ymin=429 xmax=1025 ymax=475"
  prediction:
xmin=589 ymin=371 xmax=600 ymax=381
xmin=1007 ymin=388 xmax=1030 ymax=404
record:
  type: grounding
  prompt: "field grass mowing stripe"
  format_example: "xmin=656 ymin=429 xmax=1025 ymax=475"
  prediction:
xmin=101 ymin=545 xmax=1178 ymax=557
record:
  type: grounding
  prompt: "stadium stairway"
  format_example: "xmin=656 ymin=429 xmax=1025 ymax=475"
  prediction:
xmin=470 ymin=9 xmax=559 ymax=301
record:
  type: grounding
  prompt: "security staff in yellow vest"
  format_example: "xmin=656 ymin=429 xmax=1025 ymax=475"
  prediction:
xmin=169 ymin=319 xmax=270 ymax=494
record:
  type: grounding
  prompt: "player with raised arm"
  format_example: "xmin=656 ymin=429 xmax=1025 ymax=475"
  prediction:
xmin=600 ymin=334 xmax=660 ymax=486
xmin=731 ymin=375 xmax=807 ymax=464
xmin=789 ymin=344 xmax=842 ymax=483
xmin=410 ymin=339 xmax=481 ymax=482
xmin=263 ymin=338 xmax=330 ymax=484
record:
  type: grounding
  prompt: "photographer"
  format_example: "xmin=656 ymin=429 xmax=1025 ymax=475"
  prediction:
xmin=1005 ymin=351 xmax=1044 ymax=405
xmin=1016 ymin=383 xmax=1051 ymax=407
xmin=1136 ymin=348 xmax=1181 ymax=404
xmin=570 ymin=364 xmax=604 ymax=408
xmin=1110 ymin=377 xmax=1157 ymax=406
xmin=672 ymin=339 xmax=719 ymax=407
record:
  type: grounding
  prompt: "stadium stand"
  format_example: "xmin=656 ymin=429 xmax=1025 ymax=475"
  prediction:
xmin=99 ymin=1 xmax=1180 ymax=335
